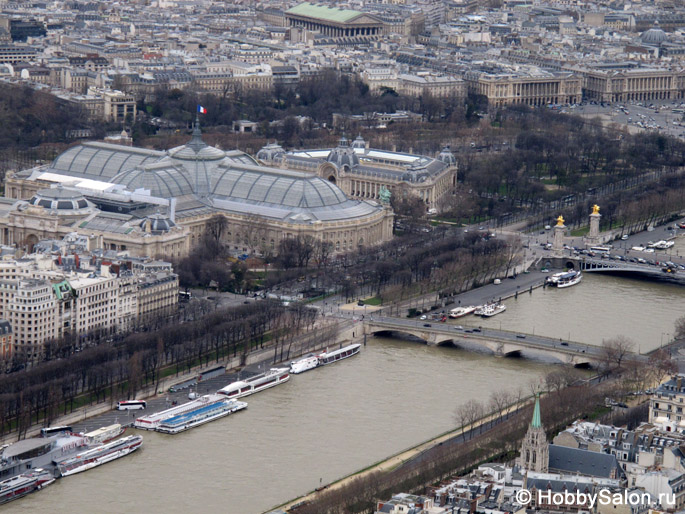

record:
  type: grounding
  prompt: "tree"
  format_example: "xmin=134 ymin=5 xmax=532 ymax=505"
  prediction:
xmin=489 ymin=390 xmax=512 ymax=423
xmin=600 ymin=336 xmax=635 ymax=371
xmin=454 ymin=399 xmax=483 ymax=440
xmin=675 ymin=315 xmax=685 ymax=342
xmin=314 ymin=240 xmax=333 ymax=269
xmin=648 ymin=349 xmax=677 ymax=387
xmin=205 ymin=214 xmax=228 ymax=250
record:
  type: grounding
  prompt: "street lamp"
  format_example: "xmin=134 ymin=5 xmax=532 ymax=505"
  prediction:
xmin=661 ymin=332 xmax=671 ymax=348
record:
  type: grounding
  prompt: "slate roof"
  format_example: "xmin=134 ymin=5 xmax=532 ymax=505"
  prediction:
xmin=548 ymin=445 xmax=623 ymax=479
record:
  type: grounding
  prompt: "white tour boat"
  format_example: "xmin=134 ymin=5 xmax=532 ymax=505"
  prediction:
xmin=545 ymin=270 xmax=582 ymax=288
xmin=317 ymin=344 xmax=361 ymax=365
xmin=289 ymin=355 xmax=319 ymax=374
xmin=216 ymin=368 xmax=290 ymax=399
xmin=475 ymin=303 xmax=506 ymax=317
xmin=448 ymin=306 xmax=479 ymax=318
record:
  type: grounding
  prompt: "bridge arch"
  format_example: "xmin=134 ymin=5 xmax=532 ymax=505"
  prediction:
xmin=368 ymin=329 xmax=428 ymax=344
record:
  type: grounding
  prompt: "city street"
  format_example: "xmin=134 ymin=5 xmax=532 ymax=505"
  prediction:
xmin=572 ymin=101 xmax=685 ymax=139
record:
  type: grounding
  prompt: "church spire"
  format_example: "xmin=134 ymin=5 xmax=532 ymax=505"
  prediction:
xmin=518 ymin=393 xmax=548 ymax=473
xmin=531 ymin=394 xmax=542 ymax=428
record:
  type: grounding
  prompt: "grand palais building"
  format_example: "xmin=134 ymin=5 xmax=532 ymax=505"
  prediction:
xmin=0 ymin=125 xmax=456 ymax=258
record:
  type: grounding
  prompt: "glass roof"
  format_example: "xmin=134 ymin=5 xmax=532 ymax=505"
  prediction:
xmin=51 ymin=142 xmax=163 ymax=179
xmin=210 ymin=166 xmax=348 ymax=208
xmin=113 ymin=165 xmax=194 ymax=198
xmin=39 ymin=133 xmax=383 ymax=225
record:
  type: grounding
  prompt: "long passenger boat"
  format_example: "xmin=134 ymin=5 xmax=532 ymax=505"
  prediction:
xmin=0 ymin=469 xmax=55 ymax=505
xmin=135 ymin=395 xmax=224 ymax=430
xmin=56 ymin=435 xmax=143 ymax=477
xmin=84 ymin=424 xmax=125 ymax=444
xmin=155 ymin=398 xmax=247 ymax=434
xmin=317 ymin=344 xmax=361 ymax=365
xmin=216 ymin=368 xmax=290 ymax=399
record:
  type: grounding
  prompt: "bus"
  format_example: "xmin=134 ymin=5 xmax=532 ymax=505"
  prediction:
xmin=116 ymin=400 xmax=147 ymax=411
xmin=590 ymin=246 xmax=611 ymax=254
xmin=40 ymin=426 xmax=72 ymax=437
xmin=179 ymin=291 xmax=192 ymax=302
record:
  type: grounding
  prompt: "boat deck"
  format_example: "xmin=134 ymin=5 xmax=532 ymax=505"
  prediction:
xmin=160 ymin=401 xmax=229 ymax=428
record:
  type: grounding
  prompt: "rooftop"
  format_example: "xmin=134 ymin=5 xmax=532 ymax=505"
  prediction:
xmin=286 ymin=2 xmax=366 ymax=24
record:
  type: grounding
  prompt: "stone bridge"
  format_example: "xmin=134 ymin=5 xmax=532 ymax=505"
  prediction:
xmin=558 ymin=258 xmax=685 ymax=284
xmin=364 ymin=316 xmax=625 ymax=368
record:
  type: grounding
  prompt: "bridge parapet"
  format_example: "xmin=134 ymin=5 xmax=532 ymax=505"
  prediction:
xmin=364 ymin=317 xmax=640 ymax=367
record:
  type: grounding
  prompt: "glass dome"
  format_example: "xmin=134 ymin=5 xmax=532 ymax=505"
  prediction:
xmin=29 ymin=186 xmax=91 ymax=212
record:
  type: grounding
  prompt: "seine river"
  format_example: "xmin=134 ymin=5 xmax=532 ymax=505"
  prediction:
xmin=473 ymin=272 xmax=685 ymax=353
xmin=9 ymin=273 xmax=685 ymax=514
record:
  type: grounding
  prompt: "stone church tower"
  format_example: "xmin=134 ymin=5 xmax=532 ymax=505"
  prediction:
xmin=519 ymin=395 xmax=549 ymax=472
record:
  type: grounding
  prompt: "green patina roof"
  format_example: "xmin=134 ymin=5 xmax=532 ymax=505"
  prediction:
xmin=52 ymin=280 xmax=76 ymax=301
xmin=286 ymin=2 xmax=365 ymax=23
xmin=531 ymin=394 xmax=542 ymax=428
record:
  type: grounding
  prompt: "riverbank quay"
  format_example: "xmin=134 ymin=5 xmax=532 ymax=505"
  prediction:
xmin=0 ymin=319 xmax=359 ymax=445
xmin=270 ymin=398 xmax=534 ymax=514
xmin=272 ymin=378 xmax=619 ymax=514
xmin=370 ymin=270 xmax=547 ymax=320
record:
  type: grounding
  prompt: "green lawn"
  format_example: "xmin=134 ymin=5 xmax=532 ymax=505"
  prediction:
xmin=362 ymin=296 xmax=383 ymax=306
xmin=570 ymin=226 xmax=589 ymax=237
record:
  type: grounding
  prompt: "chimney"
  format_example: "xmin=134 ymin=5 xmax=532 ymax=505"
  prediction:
xmin=677 ymin=376 xmax=682 ymax=390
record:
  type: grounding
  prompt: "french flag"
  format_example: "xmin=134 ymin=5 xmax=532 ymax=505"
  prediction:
xmin=197 ymin=105 xmax=207 ymax=114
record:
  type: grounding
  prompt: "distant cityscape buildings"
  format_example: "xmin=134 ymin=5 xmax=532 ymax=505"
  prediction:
xmin=0 ymin=0 xmax=681 ymax=130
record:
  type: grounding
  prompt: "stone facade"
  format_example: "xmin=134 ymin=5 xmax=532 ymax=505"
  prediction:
xmin=519 ymin=395 xmax=549 ymax=473
xmin=2 ymin=126 xmax=394 ymax=259
xmin=269 ymin=136 xmax=458 ymax=211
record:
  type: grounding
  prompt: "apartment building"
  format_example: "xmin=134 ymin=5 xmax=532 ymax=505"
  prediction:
xmin=0 ymin=255 xmax=178 ymax=361
xmin=102 ymin=89 xmax=137 ymax=123
xmin=0 ymin=44 xmax=37 ymax=64
xmin=0 ymin=279 xmax=58 ymax=360
xmin=68 ymin=275 xmax=119 ymax=335
xmin=650 ymin=375 xmax=685 ymax=425
xmin=137 ymin=272 xmax=179 ymax=321
xmin=0 ymin=320 xmax=12 ymax=361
